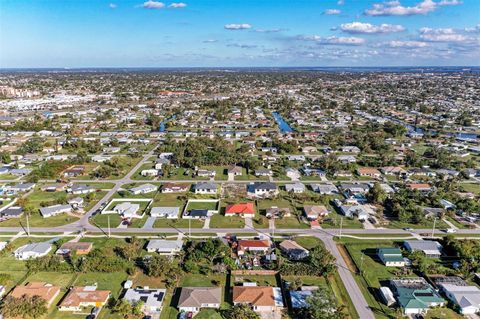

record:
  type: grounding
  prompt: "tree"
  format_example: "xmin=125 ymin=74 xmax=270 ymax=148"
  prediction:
xmin=0 ymin=151 xmax=11 ymax=164
xmin=145 ymin=255 xmax=173 ymax=277
xmin=113 ymin=298 xmax=131 ymax=317
xmin=0 ymin=295 xmax=48 ymax=319
xmin=222 ymin=304 xmax=259 ymax=319
xmin=366 ymin=182 xmax=387 ymax=205
xmin=300 ymin=287 xmax=346 ymax=319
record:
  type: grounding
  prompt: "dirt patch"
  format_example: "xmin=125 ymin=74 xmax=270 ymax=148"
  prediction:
xmin=336 ymin=243 xmax=358 ymax=273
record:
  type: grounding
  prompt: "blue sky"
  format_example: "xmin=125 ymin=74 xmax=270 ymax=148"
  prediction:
xmin=0 ymin=0 xmax=479 ymax=67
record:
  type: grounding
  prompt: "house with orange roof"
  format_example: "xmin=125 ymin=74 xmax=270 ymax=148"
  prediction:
xmin=58 ymin=285 xmax=110 ymax=312
xmin=11 ymin=282 xmax=61 ymax=307
xmin=225 ymin=203 xmax=255 ymax=218
xmin=407 ymin=183 xmax=432 ymax=192
xmin=237 ymin=239 xmax=270 ymax=256
xmin=233 ymin=285 xmax=284 ymax=312
xmin=357 ymin=167 xmax=381 ymax=178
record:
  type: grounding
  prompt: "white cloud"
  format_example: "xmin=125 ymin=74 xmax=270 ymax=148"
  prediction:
xmin=142 ymin=1 xmax=165 ymax=9
xmin=300 ymin=35 xmax=366 ymax=45
xmin=337 ymin=0 xmax=345 ymax=5
xmin=364 ymin=0 xmax=460 ymax=16
xmin=419 ymin=27 xmax=468 ymax=42
xmin=224 ymin=23 xmax=252 ymax=30
xmin=340 ymin=22 xmax=405 ymax=34
xmin=169 ymin=2 xmax=187 ymax=8
xmin=465 ymin=24 xmax=480 ymax=33
xmin=387 ymin=40 xmax=429 ymax=47
xmin=203 ymin=39 xmax=218 ymax=43
xmin=324 ymin=9 xmax=342 ymax=15
xmin=227 ymin=43 xmax=258 ymax=49
xmin=109 ymin=3 xmax=117 ymax=9
xmin=255 ymin=28 xmax=285 ymax=33
xmin=438 ymin=0 xmax=462 ymax=5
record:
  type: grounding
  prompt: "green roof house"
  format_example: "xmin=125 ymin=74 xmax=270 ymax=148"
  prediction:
xmin=377 ymin=248 xmax=405 ymax=267
xmin=390 ymin=278 xmax=445 ymax=315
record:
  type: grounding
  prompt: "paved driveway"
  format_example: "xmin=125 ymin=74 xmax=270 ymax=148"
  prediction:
xmin=142 ymin=216 xmax=156 ymax=229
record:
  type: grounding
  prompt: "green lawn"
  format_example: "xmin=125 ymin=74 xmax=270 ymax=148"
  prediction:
xmin=231 ymin=275 xmax=279 ymax=287
xmin=209 ymin=214 xmax=245 ymax=228
xmin=274 ymin=216 xmax=309 ymax=229
xmin=23 ymin=271 xmax=76 ymax=287
xmin=0 ymin=212 xmax=79 ymax=227
xmin=321 ymin=211 xmax=364 ymax=229
xmin=343 ymin=240 xmax=405 ymax=319
xmin=186 ymin=201 xmax=219 ymax=211
xmin=90 ymin=213 xmax=122 ymax=228
xmin=153 ymin=218 xmax=203 ymax=229
xmin=153 ymin=192 xmax=187 ymax=208
xmin=74 ymin=271 xmax=127 ymax=298
xmin=195 ymin=309 xmax=223 ymax=319
xmin=460 ymin=183 xmax=480 ymax=195
xmin=292 ymin=236 xmax=323 ymax=249
xmin=387 ymin=218 xmax=449 ymax=230
xmin=180 ymin=274 xmax=225 ymax=287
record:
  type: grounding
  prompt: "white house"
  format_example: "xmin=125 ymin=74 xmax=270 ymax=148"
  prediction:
xmin=146 ymin=240 xmax=183 ymax=255
xmin=14 ymin=242 xmax=52 ymax=260
xmin=39 ymin=204 xmax=72 ymax=218
xmin=129 ymin=183 xmax=158 ymax=195
xmin=150 ymin=207 xmax=179 ymax=219
xmin=439 ymin=284 xmax=480 ymax=315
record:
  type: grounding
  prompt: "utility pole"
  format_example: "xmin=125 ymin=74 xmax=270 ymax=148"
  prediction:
xmin=26 ymin=213 xmax=30 ymax=237
xmin=360 ymin=252 xmax=365 ymax=275
xmin=431 ymin=217 xmax=436 ymax=238
xmin=339 ymin=217 xmax=343 ymax=240
xmin=189 ymin=218 xmax=191 ymax=237
xmin=108 ymin=215 xmax=111 ymax=238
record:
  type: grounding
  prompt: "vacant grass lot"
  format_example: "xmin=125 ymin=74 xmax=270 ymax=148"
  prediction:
xmin=153 ymin=192 xmax=187 ymax=208
xmin=153 ymin=218 xmax=203 ymax=229
xmin=186 ymin=200 xmax=219 ymax=211
xmin=209 ymin=214 xmax=245 ymax=228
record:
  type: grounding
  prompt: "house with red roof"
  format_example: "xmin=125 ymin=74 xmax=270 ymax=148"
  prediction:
xmin=225 ymin=202 xmax=255 ymax=218
xmin=237 ymin=239 xmax=270 ymax=256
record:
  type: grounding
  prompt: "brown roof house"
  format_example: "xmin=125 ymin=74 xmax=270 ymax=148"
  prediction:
xmin=233 ymin=286 xmax=284 ymax=312
xmin=177 ymin=287 xmax=222 ymax=313
xmin=56 ymin=242 xmax=93 ymax=256
xmin=303 ymin=205 xmax=329 ymax=221
xmin=58 ymin=285 xmax=110 ymax=312
xmin=11 ymin=282 xmax=61 ymax=307
xmin=279 ymin=240 xmax=309 ymax=260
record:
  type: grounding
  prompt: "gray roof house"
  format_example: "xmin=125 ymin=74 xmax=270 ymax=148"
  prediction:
xmin=39 ymin=204 xmax=72 ymax=218
xmin=249 ymin=182 xmax=278 ymax=197
xmin=68 ymin=184 xmax=95 ymax=194
xmin=310 ymin=183 xmax=338 ymax=194
xmin=177 ymin=287 xmax=222 ymax=313
xmin=193 ymin=182 xmax=218 ymax=194
xmin=146 ymin=240 xmax=183 ymax=255
xmin=0 ymin=206 xmax=24 ymax=219
xmin=404 ymin=240 xmax=443 ymax=258
xmin=340 ymin=183 xmax=370 ymax=194
xmin=14 ymin=242 xmax=52 ymax=260
xmin=123 ymin=288 xmax=166 ymax=314
xmin=7 ymin=183 xmax=35 ymax=192
xmin=129 ymin=183 xmax=158 ymax=195
xmin=285 ymin=182 xmax=305 ymax=193
xmin=150 ymin=207 xmax=179 ymax=219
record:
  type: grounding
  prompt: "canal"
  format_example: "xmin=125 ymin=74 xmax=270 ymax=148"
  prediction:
xmin=272 ymin=112 xmax=294 ymax=133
